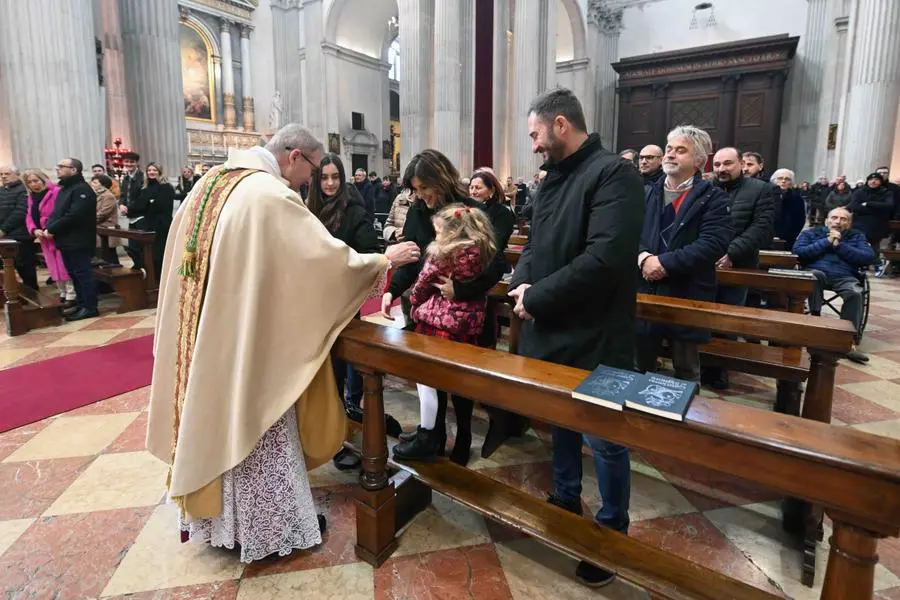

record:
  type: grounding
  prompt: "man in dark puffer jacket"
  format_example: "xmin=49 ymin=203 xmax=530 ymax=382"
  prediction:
xmin=0 ymin=165 xmax=38 ymax=291
xmin=702 ymin=147 xmax=775 ymax=388
xmin=794 ymin=207 xmax=874 ymax=364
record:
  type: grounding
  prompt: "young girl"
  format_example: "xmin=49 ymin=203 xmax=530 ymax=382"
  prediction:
xmin=392 ymin=204 xmax=497 ymax=461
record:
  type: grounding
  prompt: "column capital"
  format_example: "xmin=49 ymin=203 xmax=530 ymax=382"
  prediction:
xmin=220 ymin=19 xmax=234 ymax=33
xmin=240 ymin=24 xmax=253 ymax=38
xmin=178 ymin=6 xmax=191 ymax=21
xmin=587 ymin=0 xmax=623 ymax=35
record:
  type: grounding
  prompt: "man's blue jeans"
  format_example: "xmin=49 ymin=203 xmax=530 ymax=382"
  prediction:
xmin=552 ymin=425 xmax=631 ymax=532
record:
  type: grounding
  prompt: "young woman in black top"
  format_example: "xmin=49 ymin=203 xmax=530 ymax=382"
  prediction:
xmin=123 ymin=162 xmax=174 ymax=276
xmin=308 ymin=153 xmax=402 ymax=469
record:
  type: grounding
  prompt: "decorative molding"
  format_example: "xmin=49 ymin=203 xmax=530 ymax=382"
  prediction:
xmin=556 ymin=57 xmax=590 ymax=73
xmin=586 ymin=0 xmax=624 ymax=35
xmin=613 ymin=34 xmax=799 ymax=83
xmin=834 ymin=16 xmax=849 ymax=33
xmin=321 ymin=42 xmax=390 ymax=72
xmin=187 ymin=128 xmax=261 ymax=159
xmin=270 ymin=0 xmax=301 ymax=8
xmin=178 ymin=0 xmax=253 ymax=23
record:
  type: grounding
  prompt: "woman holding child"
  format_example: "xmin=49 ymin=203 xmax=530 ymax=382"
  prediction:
xmin=380 ymin=150 xmax=519 ymax=465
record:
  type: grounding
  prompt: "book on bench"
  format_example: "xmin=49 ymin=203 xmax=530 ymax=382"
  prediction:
xmin=571 ymin=365 xmax=645 ymax=411
xmin=624 ymin=373 xmax=698 ymax=421
xmin=767 ymin=268 xmax=817 ymax=279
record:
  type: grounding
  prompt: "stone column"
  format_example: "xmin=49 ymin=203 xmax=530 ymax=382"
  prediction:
xmin=492 ymin=1 xmax=510 ymax=177
xmin=0 ymin=0 xmax=105 ymax=170
xmin=302 ymin=0 xmax=326 ymax=139
xmin=433 ymin=0 xmax=462 ymax=168
xmin=101 ymin=0 xmax=133 ymax=147
xmin=120 ymin=0 xmax=187 ymax=171
xmin=220 ymin=20 xmax=237 ymax=129
xmin=458 ymin=0 xmax=475 ymax=175
xmin=587 ymin=0 xmax=623 ymax=150
xmin=271 ymin=0 xmax=302 ymax=127
xmin=240 ymin=25 xmax=255 ymax=131
xmin=784 ymin=0 xmax=829 ymax=181
xmin=840 ymin=0 xmax=900 ymax=180
xmin=398 ymin=0 xmax=435 ymax=167
xmin=510 ymin=0 xmax=557 ymax=179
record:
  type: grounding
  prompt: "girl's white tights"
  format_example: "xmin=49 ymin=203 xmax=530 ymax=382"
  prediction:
xmin=416 ymin=384 xmax=439 ymax=429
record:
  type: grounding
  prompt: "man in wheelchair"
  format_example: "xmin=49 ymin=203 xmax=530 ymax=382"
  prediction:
xmin=793 ymin=207 xmax=876 ymax=364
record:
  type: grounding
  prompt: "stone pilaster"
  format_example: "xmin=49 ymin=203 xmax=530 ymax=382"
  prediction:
xmin=241 ymin=25 xmax=255 ymax=131
xmin=458 ymin=0 xmax=475 ymax=175
xmin=782 ymin=0 xmax=829 ymax=181
xmin=120 ymin=0 xmax=187 ymax=171
xmin=511 ymin=0 xmax=557 ymax=179
xmin=100 ymin=0 xmax=133 ymax=147
xmin=814 ymin=0 xmax=851 ymax=178
xmin=271 ymin=0 xmax=302 ymax=127
xmin=0 ymin=0 xmax=105 ymax=170
xmin=398 ymin=0 xmax=435 ymax=167
xmin=587 ymin=0 xmax=623 ymax=150
xmin=220 ymin=20 xmax=237 ymax=129
xmin=302 ymin=0 xmax=326 ymax=139
xmin=492 ymin=1 xmax=511 ymax=178
xmin=840 ymin=0 xmax=900 ymax=179
xmin=433 ymin=0 xmax=462 ymax=168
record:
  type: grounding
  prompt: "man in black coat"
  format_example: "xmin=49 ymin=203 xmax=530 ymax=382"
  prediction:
xmin=353 ymin=168 xmax=376 ymax=219
xmin=43 ymin=158 xmax=99 ymax=320
xmin=638 ymin=144 xmax=665 ymax=186
xmin=508 ymin=88 xmax=644 ymax=588
xmin=636 ymin=126 xmax=733 ymax=382
xmin=702 ymin=147 xmax=775 ymax=388
xmin=0 ymin=165 xmax=38 ymax=291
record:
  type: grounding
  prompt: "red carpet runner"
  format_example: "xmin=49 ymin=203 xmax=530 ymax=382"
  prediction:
xmin=0 ymin=335 xmax=154 ymax=433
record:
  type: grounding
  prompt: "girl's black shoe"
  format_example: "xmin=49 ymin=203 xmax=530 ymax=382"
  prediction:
xmin=393 ymin=426 xmax=442 ymax=461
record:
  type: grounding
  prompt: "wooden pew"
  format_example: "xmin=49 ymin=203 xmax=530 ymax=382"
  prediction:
xmin=0 ymin=240 xmax=63 ymax=336
xmin=94 ymin=227 xmax=158 ymax=313
xmin=335 ymin=320 xmax=899 ymax=599
xmin=508 ymin=234 xmax=528 ymax=246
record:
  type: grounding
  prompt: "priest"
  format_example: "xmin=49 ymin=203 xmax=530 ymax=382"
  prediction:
xmin=146 ymin=123 xmax=420 ymax=562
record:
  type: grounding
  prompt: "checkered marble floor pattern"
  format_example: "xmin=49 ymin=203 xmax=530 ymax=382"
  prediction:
xmin=3 ymin=276 xmax=900 ymax=599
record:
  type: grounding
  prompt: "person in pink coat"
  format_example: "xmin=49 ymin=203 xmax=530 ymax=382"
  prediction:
xmin=22 ymin=169 xmax=75 ymax=303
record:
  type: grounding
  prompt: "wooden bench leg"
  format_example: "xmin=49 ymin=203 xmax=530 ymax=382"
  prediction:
xmin=821 ymin=514 xmax=880 ymax=599
xmin=114 ymin=278 xmax=149 ymax=313
xmin=774 ymin=380 xmax=801 ymax=415
xmin=354 ymin=368 xmax=399 ymax=567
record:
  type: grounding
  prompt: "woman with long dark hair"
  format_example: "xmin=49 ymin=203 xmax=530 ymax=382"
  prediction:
xmin=308 ymin=153 xmax=402 ymax=469
xmin=382 ymin=151 xmax=517 ymax=465
xmin=122 ymin=161 xmax=174 ymax=275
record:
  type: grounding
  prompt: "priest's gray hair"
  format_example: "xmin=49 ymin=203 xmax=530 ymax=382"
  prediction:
xmin=667 ymin=125 xmax=712 ymax=168
xmin=0 ymin=164 xmax=18 ymax=173
xmin=265 ymin=123 xmax=324 ymax=156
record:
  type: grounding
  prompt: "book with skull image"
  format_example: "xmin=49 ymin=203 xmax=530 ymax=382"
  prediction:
xmin=624 ymin=373 xmax=698 ymax=421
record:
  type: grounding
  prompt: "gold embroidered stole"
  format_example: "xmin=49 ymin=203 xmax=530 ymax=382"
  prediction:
xmin=168 ymin=167 xmax=259 ymax=512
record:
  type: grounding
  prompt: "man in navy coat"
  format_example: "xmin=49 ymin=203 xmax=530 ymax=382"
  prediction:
xmin=635 ymin=125 xmax=733 ymax=381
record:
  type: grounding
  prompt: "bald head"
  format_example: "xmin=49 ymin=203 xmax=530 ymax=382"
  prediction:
xmin=638 ymin=145 xmax=663 ymax=175
xmin=827 ymin=207 xmax=852 ymax=232
xmin=713 ymin=147 xmax=742 ymax=183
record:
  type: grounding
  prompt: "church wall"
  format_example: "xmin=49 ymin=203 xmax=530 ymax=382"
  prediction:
xmin=618 ymin=0 xmax=808 ymax=58
xmin=333 ymin=58 xmax=389 ymax=172
xmin=892 ymin=103 xmax=900 ymax=177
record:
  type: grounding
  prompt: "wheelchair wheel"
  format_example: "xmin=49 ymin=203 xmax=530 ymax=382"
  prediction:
xmin=859 ymin=272 xmax=870 ymax=339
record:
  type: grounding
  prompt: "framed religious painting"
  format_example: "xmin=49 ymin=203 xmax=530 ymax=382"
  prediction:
xmin=180 ymin=21 xmax=217 ymax=123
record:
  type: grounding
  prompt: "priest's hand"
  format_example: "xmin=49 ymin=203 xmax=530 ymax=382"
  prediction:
xmin=380 ymin=292 xmax=394 ymax=320
xmin=384 ymin=241 xmax=421 ymax=267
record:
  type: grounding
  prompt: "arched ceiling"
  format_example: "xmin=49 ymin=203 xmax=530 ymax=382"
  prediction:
xmin=326 ymin=0 xmax=398 ymax=58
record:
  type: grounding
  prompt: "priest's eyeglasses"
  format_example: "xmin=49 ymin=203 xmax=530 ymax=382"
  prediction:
xmin=285 ymin=146 xmax=319 ymax=170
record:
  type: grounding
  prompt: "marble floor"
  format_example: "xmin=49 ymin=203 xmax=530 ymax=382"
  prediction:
xmin=3 ymin=275 xmax=900 ymax=599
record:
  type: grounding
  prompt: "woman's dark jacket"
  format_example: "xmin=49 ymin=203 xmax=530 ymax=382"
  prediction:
xmin=772 ymin=186 xmax=806 ymax=248
xmin=333 ymin=189 xmax=379 ymax=254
